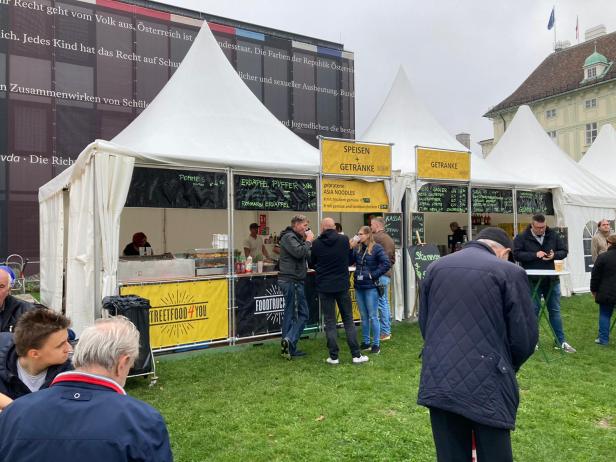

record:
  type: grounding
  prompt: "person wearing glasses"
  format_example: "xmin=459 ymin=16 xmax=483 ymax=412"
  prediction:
xmin=350 ymin=226 xmax=390 ymax=355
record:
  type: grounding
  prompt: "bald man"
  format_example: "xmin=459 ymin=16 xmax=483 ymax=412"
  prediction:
xmin=0 ymin=267 xmax=34 ymax=333
xmin=310 ymin=218 xmax=368 ymax=364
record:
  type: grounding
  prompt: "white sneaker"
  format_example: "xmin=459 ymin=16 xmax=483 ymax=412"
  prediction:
xmin=326 ymin=357 xmax=339 ymax=365
xmin=561 ymin=342 xmax=577 ymax=353
xmin=352 ymin=355 xmax=369 ymax=364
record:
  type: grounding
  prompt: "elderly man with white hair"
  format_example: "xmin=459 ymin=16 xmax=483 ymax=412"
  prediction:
xmin=0 ymin=266 xmax=33 ymax=333
xmin=0 ymin=316 xmax=173 ymax=462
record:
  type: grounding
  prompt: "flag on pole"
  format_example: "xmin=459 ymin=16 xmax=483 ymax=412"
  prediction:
xmin=547 ymin=7 xmax=555 ymax=30
xmin=576 ymin=16 xmax=579 ymax=40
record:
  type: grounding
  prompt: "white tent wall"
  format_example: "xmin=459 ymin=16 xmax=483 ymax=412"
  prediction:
xmin=578 ymin=124 xmax=616 ymax=187
xmin=39 ymin=190 xmax=65 ymax=312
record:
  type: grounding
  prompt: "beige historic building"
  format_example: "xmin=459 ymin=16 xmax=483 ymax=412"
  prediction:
xmin=483 ymin=26 xmax=616 ymax=161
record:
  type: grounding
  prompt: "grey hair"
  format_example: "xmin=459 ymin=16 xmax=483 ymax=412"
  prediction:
xmin=73 ymin=316 xmax=140 ymax=371
xmin=477 ymin=239 xmax=504 ymax=250
xmin=291 ymin=214 xmax=307 ymax=225
xmin=372 ymin=217 xmax=385 ymax=228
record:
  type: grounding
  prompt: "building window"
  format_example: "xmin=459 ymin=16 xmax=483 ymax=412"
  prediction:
xmin=585 ymin=98 xmax=597 ymax=109
xmin=587 ymin=67 xmax=597 ymax=79
xmin=547 ymin=130 xmax=557 ymax=141
xmin=546 ymin=108 xmax=556 ymax=119
xmin=585 ymin=122 xmax=598 ymax=145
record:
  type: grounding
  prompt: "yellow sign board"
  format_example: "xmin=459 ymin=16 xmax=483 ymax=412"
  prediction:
xmin=120 ymin=279 xmax=229 ymax=349
xmin=416 ymin=148 xmax=470 ymax=180
xmin=322 ymin=139 xmax=391 ymax=177
xmin=322 ymin=179 xmax=389 ymax=212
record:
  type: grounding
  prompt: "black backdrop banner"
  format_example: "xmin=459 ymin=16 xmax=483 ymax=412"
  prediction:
xmin=234 ymin=273 xmax=319 ymax=338
xmin=125 ymin=167 xmax=227 ymax=209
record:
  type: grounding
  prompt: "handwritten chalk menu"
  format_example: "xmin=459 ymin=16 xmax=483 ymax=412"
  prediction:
xmin=408 ymin=244 xmax=440 ymax=282
xmin=383 ymin=213 xmax=402 ymax=247
xmin=411 ymin=213 xmax=425 ymax=245
xmin=516 ymin=191 xmax=554 ymax=215
xmin=125 ymin=167 xmax=227 ymax=209
xmin=418 ymin=184 xmax=468 ymax=213
xmin=234 ymin=175 xmax=317 ymax=211
xmin=471 ymin=188 xmax=513 ymax=214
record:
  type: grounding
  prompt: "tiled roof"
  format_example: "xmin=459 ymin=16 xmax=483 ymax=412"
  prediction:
xmin=484 ymin=31 xmax=616 ymax=117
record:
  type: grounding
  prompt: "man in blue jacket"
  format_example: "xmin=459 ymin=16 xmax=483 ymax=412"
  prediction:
xmin=513 ymin=213 xmax=575 ymax=353
xmin=0 ymin=316 xmax=173 ymax=462
xmin=418 ymin=227 xmax=537 ymax=462
xmin=310 ymin=218 xmax=368 ymax=365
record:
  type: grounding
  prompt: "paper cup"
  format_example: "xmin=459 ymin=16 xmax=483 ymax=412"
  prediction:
xmin=257 ymin=261 xmax=264 ymax=273
xmin=554 ymin=260 xmax=564 ymax=272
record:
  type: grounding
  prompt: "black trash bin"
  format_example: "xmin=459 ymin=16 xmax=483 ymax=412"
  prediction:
xmin=102 ymin=295 xmax=153 ymax=377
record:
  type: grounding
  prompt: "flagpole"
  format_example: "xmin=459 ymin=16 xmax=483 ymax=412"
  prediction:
xmin=553 ymin=5 xmax=556 ymax=50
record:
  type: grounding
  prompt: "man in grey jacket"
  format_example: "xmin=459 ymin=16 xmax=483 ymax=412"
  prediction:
xmin=278 ymin=214 xmax=314 ymax=359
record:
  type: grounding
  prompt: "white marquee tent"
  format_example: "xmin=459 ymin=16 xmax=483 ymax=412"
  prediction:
xmin=486 ymin=105 xmax=616 ymax=291
xmin=39 ymin=23 xmax=320 ymax=333
xmin=578 ymin=123 xmax=616 ymax=187
xmin=361 ymin=68 xmax=544 ymax=317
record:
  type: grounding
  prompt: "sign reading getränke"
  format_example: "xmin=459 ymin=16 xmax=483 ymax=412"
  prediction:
xmin=416 ymin=148 xmax=470 ymax=180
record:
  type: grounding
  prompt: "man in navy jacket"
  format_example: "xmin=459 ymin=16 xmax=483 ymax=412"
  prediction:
xmin=0 ymin=316 xmax=173 ymax=462
xmin=418 ymin=227 xmax=537 ymax=462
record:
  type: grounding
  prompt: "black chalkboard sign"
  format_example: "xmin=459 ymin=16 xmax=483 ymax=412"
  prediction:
xmin=125 ymin=167 xmax=227 ymax=209
xmin=554 ymin=226 xmax=568 ymax=249
xmin=418 ymin=184 xmax=468 ymax=213
xmin=234 ymin=175 xmax=317 ymax=211
xmin=516 ymin=191 xmax=554 ymax=215
xmin=408 ymin=244 xmax=440 ymax=282
xmin=471 ymin=188 xmax=513 ymax=214
xmin=383 ymin=213 xmax=402 ymax=247
xmin=411 ymin=213 xmax=425 ymax=245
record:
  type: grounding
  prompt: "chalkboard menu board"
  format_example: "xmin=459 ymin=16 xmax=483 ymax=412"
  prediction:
xmin=516 ymin=191 xmax=554 ymax=215
xmin=418 ymin=184 xmax=468 ymax=213
xmin=408 ymin=244 xmax=440 ymax=281
xmin=471 ymin=188 xmax=513 ymax=214
xmin=125 ymin=167 xmax=227 ymax=209
xmin=234 ymin=175 xmax=317 ymax=211
xmin=383 ymin=213 xmax=402 ymax=247
xmin=411 ymin=213 xmax=425 ymax=245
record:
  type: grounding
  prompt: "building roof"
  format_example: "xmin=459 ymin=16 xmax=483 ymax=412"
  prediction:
xmin=484 ymin=31 xmax=616 ymax=117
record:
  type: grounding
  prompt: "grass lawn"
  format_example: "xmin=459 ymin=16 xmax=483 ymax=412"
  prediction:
xmin=128 ymin=294 xmax=616 ymax=461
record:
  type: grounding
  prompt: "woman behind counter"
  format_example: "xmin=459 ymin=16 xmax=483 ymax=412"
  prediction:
xmin=123 ymin=232 xmax=152 ymax=256
xmin=351 ymin=226 xmax=390 ymax=355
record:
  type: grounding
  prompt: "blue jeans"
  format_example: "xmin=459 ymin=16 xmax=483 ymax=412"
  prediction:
xmin=279 ymin=280 xmax=309 ymax=353
xmin=530 ymin=278 xmax=565 ymax=345
xmin=355 ymin=288 xmax=380 ymax=347
xmin=597 ymin=304 xmax=615 ymax=345
xmin=378 ymin=275 xmax=391 ymax=336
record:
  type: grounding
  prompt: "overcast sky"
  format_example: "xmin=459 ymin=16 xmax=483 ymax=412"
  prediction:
xmin=160 ymin=0 xmax=615 ymax=149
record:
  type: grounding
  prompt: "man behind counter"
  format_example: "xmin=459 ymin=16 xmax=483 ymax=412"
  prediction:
xmin=123 ymin=232 xmax=152 ymax=256
xmin=243 ymin=223 xmax=270 ymax=259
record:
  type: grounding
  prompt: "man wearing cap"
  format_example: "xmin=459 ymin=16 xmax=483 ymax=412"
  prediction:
xmin=0 ymin=266 xmax=34 ymax=333
xmin=418 ymin=227 xmax=537 ymax=462
xmin=513 ymin=214 xmax=575 ymax=353
xmin=590 ymin=233 xmax=616 ymax=345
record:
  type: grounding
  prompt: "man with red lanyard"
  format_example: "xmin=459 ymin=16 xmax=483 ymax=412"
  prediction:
xmin=0 ymin=317 xmax=173 ymax=461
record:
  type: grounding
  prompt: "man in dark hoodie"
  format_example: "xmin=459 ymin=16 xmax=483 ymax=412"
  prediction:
xmin=0 ymin=308 xmax=73 ymax=409
xmin=311 ymin=218 xmax=369 ymax=365
xmin=0 ymin=266 xmax=34 ymax=333
xmin=278 ymin=214 xmax=314 ymax=359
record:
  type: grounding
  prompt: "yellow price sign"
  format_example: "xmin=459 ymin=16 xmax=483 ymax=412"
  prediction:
xmin=322 ymin=139 xmax=391 ymax=177
xmin=416 ymin=148 xmax=470 ymax=180
xmin=322 ymin=178 xmax=389 ymax=212
xmin=120 ymin=278 xmax=229 ymax=350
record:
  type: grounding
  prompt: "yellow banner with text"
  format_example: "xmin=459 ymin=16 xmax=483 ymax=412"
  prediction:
xmin=322 ymin=179 xmax=389 ymax=212
xmin=416 ymin=148 xmax=470 ymax=180
xmin=120 ymin=279 xmax=229 ymax=350
xmin=322 ymin=140 xmax=391 ymax=177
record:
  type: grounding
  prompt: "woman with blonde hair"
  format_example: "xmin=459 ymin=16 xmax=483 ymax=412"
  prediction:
xmin=351 ymin=226 xmax=391 ymax=354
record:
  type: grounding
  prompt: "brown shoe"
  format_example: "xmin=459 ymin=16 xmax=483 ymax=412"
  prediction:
xmin=380 ymin=334 xmax=391 ymax=341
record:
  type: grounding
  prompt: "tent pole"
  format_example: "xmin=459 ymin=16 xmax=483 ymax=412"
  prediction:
xmin=513 ymin=187 xmax=518 ymax=237
xmin=92 ymin=154 xmax=102 ymax=319
xmin=228 ymin=168 xmax=235 ymax=346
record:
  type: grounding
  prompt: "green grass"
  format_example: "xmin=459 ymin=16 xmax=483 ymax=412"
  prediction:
xmin=128 ymin=294 xmax=616 ymax=461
